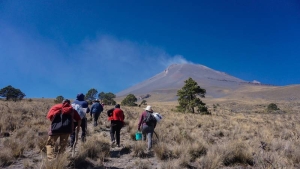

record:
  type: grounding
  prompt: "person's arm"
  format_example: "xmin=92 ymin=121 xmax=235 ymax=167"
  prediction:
xmin=73 ymin=110 xmax=82 ymax=131
xmin=100 ymin=104 xmax=103 ymax=113
xmin=86 ymin=102 xmax=90 ymax=113
xmin=77 ymin=119 xmax=82 ymax=131
xmin=84 ymin=101 xmax=90 ymax=113
xmin=90 ymin=104 xmax=94 ymax=113
xmin=137 ymin=112 xmax=144 ymax=131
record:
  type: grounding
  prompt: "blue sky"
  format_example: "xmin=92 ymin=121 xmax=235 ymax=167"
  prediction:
xmin=1 ymin=0 xmax=299 ymax=99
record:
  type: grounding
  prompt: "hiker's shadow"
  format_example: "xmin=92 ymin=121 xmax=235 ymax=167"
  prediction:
xmin=110 ymin=147 xmax=131 ymax=158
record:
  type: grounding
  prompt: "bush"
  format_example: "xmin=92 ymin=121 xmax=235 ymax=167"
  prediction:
xmin=121 ymin=94 xmax=137 ymax=106
xmin=267 ymin=103 xmax=279 ymax=111
xmin=54 ymin=96 xmax=64 ymax=103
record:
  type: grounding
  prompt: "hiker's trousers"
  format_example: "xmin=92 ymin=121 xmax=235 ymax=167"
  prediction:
xmin=92 ymin=112 xmax=101 ymax=126
xmin=110 ymin=123 xmax=122 ymax=145
xmin=70 ymin=117 xmax=87 ymax=146
xmin=142 ymin=125 xmax=154 ymax=150
xmin=46 ymin=134 xmax=69 ymax=160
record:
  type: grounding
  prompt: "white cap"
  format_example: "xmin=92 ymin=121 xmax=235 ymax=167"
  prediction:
xmin=144 ymin=105 xmax=153 ymax=112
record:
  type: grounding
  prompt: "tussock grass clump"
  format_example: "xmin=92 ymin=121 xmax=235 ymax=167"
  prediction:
xmin=154 ymin=143 xmax=173 ymax=160
xmin=71 ymin=136 xmax=110 ymax=168
xmin=3 ymin=138 xmax=25 ymax=158
xmin=133 ymin=160 xmax=151 ymax=169
xmin=196 ymin=146 xmax=223 ymax=169
xmin=37 ymin=134 xmax=49 ymax=153
xmin=177 ymin=153 xmax=192 ymax=168
xmin=0 ymin=149 xmax=14 ymax=167
xmin=188 ymin=142 xmax=207 ymax=162
xmin=223 ymin=141 xmax=254 ymax=166
xmin=42 ymin=153 xmax=70 ymax=169
xmin=132 ymin=141 xmax=148 ymax=158
xmin=79 ymin=136 xmax=110 ymax=160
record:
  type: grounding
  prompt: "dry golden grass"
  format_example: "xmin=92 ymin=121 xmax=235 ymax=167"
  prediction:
xmin=0 ymin=98 xmax=299 ymax=168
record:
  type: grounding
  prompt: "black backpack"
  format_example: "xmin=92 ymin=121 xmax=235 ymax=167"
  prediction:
xmin=51 ymin=110 xmax=73 ymax=134
xmin=143 ymin=111 xmax=157 ymax=126
xmin=107 ymin=108 xmax=114 ymax=117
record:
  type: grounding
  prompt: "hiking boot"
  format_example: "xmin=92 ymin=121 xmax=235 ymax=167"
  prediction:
xmin=110 ymin=140 xmax=115 ymax=146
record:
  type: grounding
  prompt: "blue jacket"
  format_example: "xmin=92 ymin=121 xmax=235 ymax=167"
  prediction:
xmin=72 ymin=93 xmax=90 ymax=113
xmin=90 ymin=102 xmax=103 ymax=114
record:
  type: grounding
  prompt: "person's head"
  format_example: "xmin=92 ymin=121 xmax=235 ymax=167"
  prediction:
xmin=93 ymin=99 xmax=100 ymax=103
xmin=115 ymin=104 xmax=120 ymax=108
xmin=76 ymin=93 xmax=85 ymax=101
xmin=144 ymin=105 xmax=153 ymax=112
xmin=62 ymin=99 xmax=70 ymax=104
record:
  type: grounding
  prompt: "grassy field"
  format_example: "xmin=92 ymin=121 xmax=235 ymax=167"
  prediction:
xmin=0 ymin=98 xmax=299 ymax=168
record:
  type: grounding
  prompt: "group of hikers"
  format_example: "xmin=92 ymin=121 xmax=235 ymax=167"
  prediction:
xmin=45 ymin=93 xmax=162 ymax=160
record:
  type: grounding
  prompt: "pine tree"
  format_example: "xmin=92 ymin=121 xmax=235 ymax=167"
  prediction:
xmin=85 ymin=88 xmax=98 ymax=101
xmin=177 ymin=78 xmax=210 ymax=114
xmin=0 ymin=85 xmax=26 ymax=101
xmin=121 ymin=94 xmax=137 ymax=106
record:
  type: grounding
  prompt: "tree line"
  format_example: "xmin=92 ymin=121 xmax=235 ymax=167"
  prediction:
xmin=54 ymin=89 xmax=117 ymax=105
xmin=0 ymin=78 xmax=211 ymax=114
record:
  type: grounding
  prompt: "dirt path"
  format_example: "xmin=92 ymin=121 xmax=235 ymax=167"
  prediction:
xmin=86 ymin=120 xmax=161 ymax=169
xmin=2 ymin=117 xmax=161 ymax=169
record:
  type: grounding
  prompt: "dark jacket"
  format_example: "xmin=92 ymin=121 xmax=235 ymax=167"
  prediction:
xmin=90 ymin=102 xmax=103 ymax=114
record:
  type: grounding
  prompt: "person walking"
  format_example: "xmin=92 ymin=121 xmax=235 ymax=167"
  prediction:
xmin=90 ymin=99 xmax=103 ymax=126
xmin=46 ymin=99 xmax=81 ymax=160
xmin=108 ymin=104 xmax=125 ymax=147
xmin=138 ymin=105 xmax=157 ymax=152
xmin=70 ymin=93 xmax=90 ymax=146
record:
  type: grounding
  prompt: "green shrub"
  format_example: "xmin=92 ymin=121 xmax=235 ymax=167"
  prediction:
xmin=267 ymin=103 xmax=279 ymax=111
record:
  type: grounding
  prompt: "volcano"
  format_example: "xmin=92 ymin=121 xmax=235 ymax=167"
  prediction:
xmin=116 ymin=63 xmax=266 ymax=100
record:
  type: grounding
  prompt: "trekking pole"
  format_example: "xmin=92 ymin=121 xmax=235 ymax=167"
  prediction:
xmin=72 ymin=127 xmax=79 ymax=157
xmin=85 ymin=117 xmax=88 ymax=138
xmin=154 ymin=131 xmax=159 ymax=142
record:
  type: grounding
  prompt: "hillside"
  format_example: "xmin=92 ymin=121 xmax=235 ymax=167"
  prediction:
xmin=117 ymin=63 xmax=276 ymax=101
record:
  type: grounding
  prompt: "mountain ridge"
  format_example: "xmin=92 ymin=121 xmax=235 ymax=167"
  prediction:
xmin=117 ymin=63 xmax=268 ymax=98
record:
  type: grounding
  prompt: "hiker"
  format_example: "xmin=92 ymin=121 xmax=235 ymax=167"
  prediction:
xmin=108 ymin=104 xmax=125 ymax=147
xmin=90 ymin=99 xmax=103 ymax=126
xmin=70 ymin=93 xmax=90 ymax=147
xmin=46 ymin=99 xmax=81 ymax=160
xmin=138 ymin=105 xmax=157 ymax=151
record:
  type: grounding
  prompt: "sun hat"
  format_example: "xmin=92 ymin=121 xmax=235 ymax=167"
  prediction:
xmin=144 ymin=105 xmax=153 ymax=112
